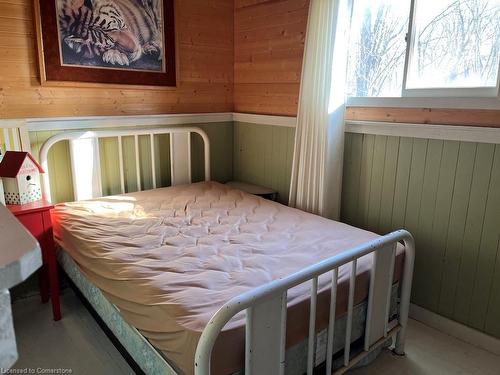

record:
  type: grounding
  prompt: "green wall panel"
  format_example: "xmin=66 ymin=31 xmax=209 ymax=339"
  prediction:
xmin=233 ymin=122 xmax=295 ymax=204
xmin=454 ymin=144 xmax=495 ymax=325
xmin=424 ymin=140 xmax=459 ymax=310
xmin=342 ymin=133 xmax=500 ymax=339
xmin=438 ymin=142 xmax=477 ymax=317
xmin=390 ymin=137 xmax=413 ymax=230
xmin=377 ymin=136 xmax=399 ymax=234
xmin=30 ymin=122 xmax=233 ymax=203
xmin=470 ymin=145 xmax=500 ymax=333
xmin=412 ymin=139 xmax=443 ymax=307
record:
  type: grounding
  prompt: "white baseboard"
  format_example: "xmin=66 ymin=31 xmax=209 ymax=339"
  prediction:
xmin=409 ymin=303 xmax=500 ymax=356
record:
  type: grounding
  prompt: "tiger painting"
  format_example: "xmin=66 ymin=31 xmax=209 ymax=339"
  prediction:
xmin=57 ymin=0 xmax=164 ymax=71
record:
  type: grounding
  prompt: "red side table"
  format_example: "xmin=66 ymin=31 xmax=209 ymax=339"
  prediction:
xmin=7 ymin=199 xmax=61 ymax=321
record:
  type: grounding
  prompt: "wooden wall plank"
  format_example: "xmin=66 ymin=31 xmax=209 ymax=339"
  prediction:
xmin=404 ymin=139 xmax=428 ymax=233
xmin=453 ymin=143 xmax=495 ymax=324
xmin=341 ymin=133 xmax=360 ymax=224
xmin=412 ymin=139 xmax=443 ymax=306
xmin=438 ymin=142 xmax=477 ymax=318
xmin=377 ymin=136 xmax=399 ymax=234
xmin=156 ymin=134 xmax=172 ymax=188
xmin=122 ymin=136 xmax=139 ymax=193
xmin=234 ymin=0 xmax=309 ymax=116
xmin=233 ymin=122 xmax=294 ymax=203
xmin=390 ymin=138 xmax=413 ymax=229
xmin=284 ymin=128 xmax=295 ymax=200
xmin=345 ymin=107 xmax=500 ymax=128
xmin=485 ymin=238 xmax=500 ymax=337
xmin=366 ymin=135 xmax=387 ymax=232
xmin=138 ymin=135 xmax=153 ymax=190
xmin=356 ymin=134 xmax=375 ymax=227
xmin=403 ymin=139 xmax=429 ymax=301
xmin=99 ymin=138 xmax=121 ymax=196
xmin=0 ymin=0 xmax=234 ymax=119
xmin=270 ymin=126 xmax=284 ymax=197
xmin=424 ymin=141 xmax=460 ymax=310
xmin=469 ymin=145 xmax=500 ymax=331
xmin=341 ymin=135 xmax=500 ymax=339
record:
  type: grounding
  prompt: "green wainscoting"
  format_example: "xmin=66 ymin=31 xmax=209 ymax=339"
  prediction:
xmin=0 ymin=128 xmax=21 ymax=152
xmin=29 ymin=122 xmax=233 ymax=203
xmin=233 ymin=122 xmax=295 ymax=204
xmin=342 ymin=132 xmax=500 ymax=338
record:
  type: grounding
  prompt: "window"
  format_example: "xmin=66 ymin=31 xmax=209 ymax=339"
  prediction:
xmin=346 ymin=0 xmax=411 ymax=97
xmin=346 ymin=0 xmax=500 ymax=99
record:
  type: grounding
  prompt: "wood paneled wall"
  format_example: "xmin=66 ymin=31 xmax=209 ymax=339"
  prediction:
xmin=0 ymin=0 xmax=233 ymax=119
xmin=342 ymin=132 xmax=500 ymax=338
xmin=234 ymin=0 xmax=309 ymax=116
xmin=233 ymin=121 xmax=295 ymax=203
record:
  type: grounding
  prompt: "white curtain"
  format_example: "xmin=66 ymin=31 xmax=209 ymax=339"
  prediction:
xmin=289 ymin=0 xmax=350 ymax=219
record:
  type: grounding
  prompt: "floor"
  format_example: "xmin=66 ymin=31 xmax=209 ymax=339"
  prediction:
xmin=11 ymin=289 xmax=133 ymax=375
xmin=350 ymin=323 xmax=500 ymax=375
xmin=10 ymin=288 xmax=500 ymax=375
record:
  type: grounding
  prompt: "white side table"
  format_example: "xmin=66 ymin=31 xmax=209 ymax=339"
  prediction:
xmin=0 ymin=204 xmax=42 ymax=369
xmin=226 ymin=181 xmax=278 ymax=201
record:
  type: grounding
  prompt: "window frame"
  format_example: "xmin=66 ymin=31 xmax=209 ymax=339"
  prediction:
xmin=347 ymin=0 xmax=500 ymax=108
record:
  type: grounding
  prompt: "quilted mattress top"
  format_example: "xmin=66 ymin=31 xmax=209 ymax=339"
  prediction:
xmin=51 ymin=181 xmax=398 ymax=374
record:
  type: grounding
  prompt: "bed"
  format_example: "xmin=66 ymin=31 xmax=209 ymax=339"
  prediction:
xmin=39 ymin=127 xmax=415 ymax=375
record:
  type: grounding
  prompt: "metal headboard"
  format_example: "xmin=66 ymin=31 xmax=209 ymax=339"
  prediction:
xmin=39 ymin=127 xmax=211 ymax=203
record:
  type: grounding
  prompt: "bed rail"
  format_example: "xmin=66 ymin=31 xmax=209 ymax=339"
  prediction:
xmin=38 ymin=127 xmax=210 ymax=202
xmin=195 ymin=229 xmax=415 ymax=375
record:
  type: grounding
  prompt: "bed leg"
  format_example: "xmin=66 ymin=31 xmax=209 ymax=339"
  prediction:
xmin=393 ymin=233 xmax=415 ymax=357
xmin=393 ymin=331 xmax=406 ymax=356
xmin=393 ymin=298 xmax=409 ymax=356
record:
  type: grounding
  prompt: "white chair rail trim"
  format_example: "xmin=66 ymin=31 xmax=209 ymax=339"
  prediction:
xmin=3 ymin=113 xmax=497 ymax=144
xmin=23 ymin=113 xmax=297 ymax=131
xmin=346 ymin=120 xmax=500 ymax=145
xmin=23 ymin=113 xmax=233 ymax=131
xmin=233 ymin=113 xmax=298 ymax=127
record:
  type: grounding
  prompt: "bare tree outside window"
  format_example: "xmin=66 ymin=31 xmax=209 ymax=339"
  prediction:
xmin=408 ymin=0 xmax=500 ymax=88
xmin=347 ymin=0 xmax=500 ymax=97
xmin=346 ymin=0 xmax=409 ymax=97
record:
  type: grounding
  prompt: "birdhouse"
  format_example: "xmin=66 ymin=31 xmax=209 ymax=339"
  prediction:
xmin=0 ymin=151 xmax=44 ymax=205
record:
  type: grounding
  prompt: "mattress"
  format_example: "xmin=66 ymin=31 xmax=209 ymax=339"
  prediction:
xmin=58 ymin=248 xmax=398 ymax=375
xmin=51 ymin=181 xmax=404 ymax=374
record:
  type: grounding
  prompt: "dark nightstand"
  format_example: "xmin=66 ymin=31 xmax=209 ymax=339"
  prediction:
xmin=226 ymin=181 xmax=278 ymax=201
xmin=7 ymin=199 xmax=61 ymax=321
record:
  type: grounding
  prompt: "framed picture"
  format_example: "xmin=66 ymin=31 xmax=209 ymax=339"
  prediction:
xmin=35 ymin=0 xmax=176 ymax=87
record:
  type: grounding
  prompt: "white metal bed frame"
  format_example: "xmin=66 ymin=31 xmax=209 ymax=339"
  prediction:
xmin=39 ymin=127 xmax=211 ymax=202
xmin=38 ymin=126 xmax=415 ymax=375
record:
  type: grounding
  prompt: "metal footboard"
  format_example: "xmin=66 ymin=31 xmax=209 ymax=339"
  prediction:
xmin=194 ymin=230 xmax=415 ymax=375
